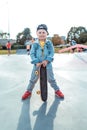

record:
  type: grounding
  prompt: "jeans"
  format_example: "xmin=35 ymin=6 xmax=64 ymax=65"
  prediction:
xmin=27 ymin=64 xmax=59 ymax=92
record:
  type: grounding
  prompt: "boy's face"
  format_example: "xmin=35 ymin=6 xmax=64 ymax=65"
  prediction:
xmin=36 ymin=29 xmax=47 ymax=41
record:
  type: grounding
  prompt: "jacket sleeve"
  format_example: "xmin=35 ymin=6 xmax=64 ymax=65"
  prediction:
xmin=30 ymin=43 xmax=40 ymax=64
xmin=46 ymin=41 xmax=54 ymax=62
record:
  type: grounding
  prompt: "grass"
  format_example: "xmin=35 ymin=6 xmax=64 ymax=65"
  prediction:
xmin=54 ymin=47 xmax=69 ymax=53
xmin=54 ymin=47 xmax=61 ymax=53
xmin=0 ymin=50 xmax=16 ymax=55
xmin=0 ymin=47 xmax=70 ymax=55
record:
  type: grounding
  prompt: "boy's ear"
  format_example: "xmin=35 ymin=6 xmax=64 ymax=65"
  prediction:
xmin=47 ymin=32 xmax=49 ymax=35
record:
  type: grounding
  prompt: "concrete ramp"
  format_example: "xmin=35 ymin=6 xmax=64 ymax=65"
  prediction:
xmin=16 ymin=49 xmax=27 ymax=55
xmin=0 ymin=52 xmax=87 ymax=130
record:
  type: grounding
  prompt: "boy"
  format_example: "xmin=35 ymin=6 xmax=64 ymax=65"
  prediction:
xmin=22 ymin=24 xmax=64 ymax=100
xmin=6 ymin=41 xmax=11 ymax=55
xmin=70 ymin=39 xmax=77 ymax=53
xmin=25 ymin=37 xmax=35 ymax=55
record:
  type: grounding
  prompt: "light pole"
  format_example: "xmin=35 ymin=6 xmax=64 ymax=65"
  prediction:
xmin=0 ymin=1 xmax=10 ymax=40
xmin=7 ymin=1 xmax=10 ymax=40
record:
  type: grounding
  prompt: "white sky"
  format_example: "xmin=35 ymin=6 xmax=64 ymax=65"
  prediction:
xmin=0 ymin=0 xmax=87 ymax=39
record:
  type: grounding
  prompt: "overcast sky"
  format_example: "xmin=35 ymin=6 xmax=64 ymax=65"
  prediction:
xmin=0 ymin=0 xmax=87 ymax=39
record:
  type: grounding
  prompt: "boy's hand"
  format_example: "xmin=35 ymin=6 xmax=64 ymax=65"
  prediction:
xmin=36 ymin=63 xmax=42 ymax=67
xmin=42 ymin=60 xmax=48 ymax=67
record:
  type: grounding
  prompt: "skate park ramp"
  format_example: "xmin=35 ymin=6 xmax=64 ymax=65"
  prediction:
xmin=0 ymin=52 xmax=87 ymax=130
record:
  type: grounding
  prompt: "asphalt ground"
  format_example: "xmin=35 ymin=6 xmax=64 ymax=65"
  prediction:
xmin=0 ymin=52 xmax=87 ymax=130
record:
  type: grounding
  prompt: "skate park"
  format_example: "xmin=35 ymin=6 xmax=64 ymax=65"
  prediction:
xmin=0 ymin=52 xmax=87 ymax=130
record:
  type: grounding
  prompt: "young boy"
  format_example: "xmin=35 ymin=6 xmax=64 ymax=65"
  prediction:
xmin=25 ymin=37 xmax=35 ymax=55
xmin=6 ymin=41 xmax=11 ymax=56
xmin=22 ymin=24 xmax=64 ymax=100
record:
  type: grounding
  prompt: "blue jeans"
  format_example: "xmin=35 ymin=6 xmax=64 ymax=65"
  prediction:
xmin=27 ymin=64 xmax=59 ymax=92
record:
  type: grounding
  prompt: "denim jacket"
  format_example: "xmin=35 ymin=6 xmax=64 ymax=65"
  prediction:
xmin=30 ymin=39 xmax=54 ymax=64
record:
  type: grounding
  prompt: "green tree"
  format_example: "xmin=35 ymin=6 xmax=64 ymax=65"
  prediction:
xmin=0 ymin=30 xmax=10 ymax=39
xmin=67 ymin=26 xmax=87 ymax=44
xmin=16 ymin=27 xmax=32 ymax=45
xmin=52 ymin=34 xmax=65 ymax=46
xmin=78 ymin=32 xmax=87 ymax=44
xmin=23 ymin=28 xmax=31 ymax=39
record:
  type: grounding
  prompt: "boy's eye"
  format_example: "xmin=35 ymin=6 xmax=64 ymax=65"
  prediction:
xmin=38 ymin=32 xmax=45 ymax=34
xmin=38 ymin=32 xmax=41 ymax=34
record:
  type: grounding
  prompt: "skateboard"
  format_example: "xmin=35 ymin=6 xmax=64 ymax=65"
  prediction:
xmin=40 ymin=65 xmax=47 ymax=102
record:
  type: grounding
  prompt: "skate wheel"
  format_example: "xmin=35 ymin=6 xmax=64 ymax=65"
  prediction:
xmin=36 ymin=90 xmax=40 ymax=94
